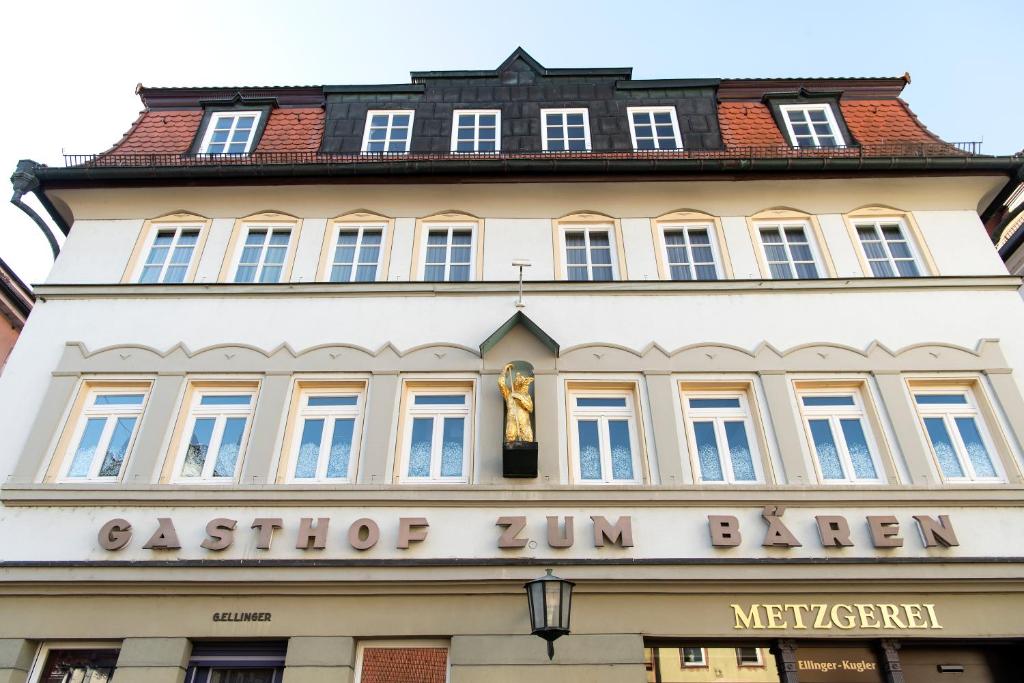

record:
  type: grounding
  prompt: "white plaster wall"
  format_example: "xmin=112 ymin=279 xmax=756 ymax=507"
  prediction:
xmin=46 ymin=219 xmax=142 ymax=284
xmin=914 ymin=210 xmax=1008 ymax=276
xmin=618 ymin=218 xmax=656 ymax=280
xmin=291 ymin=218 xmax=326 ymax=283
xmin=194 ymin=218 xmax=234 ymax=283
xmin=386 ymin=218 xmax=415 ymax=281
xmin=720 ymin=216 xmax=760 ymax=278
xmin=818 ymin=214 xmax=863 ymax=278
xmin=481 ymin=219 xmax=555 ymax=280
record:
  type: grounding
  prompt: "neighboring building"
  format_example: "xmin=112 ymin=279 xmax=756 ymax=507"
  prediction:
xmin=2 ymin=49 xmax=1024 ymax=683
xmin=0 ymin=257 xmax=33 ymax=372
xmin=992 ymin=155 xmax=1024 ymax=288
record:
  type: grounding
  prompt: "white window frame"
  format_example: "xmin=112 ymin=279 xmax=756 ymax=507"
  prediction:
xmin=286 ymin=387 xmax=366 ymax=483
xmin=171 ymin=387 xmax=256 ymax=484
xmin=198 ymin=111 xmax=262 ymax=155
xmin=450 ymin=109 xmax=501 ymax=153
xmin=568 ymin=388 xmax=643 ymax=485
xmin=679 ymin=647 xmax=707 ymax=667
xmin=560 ymin=225 xmax=619 ymax=281
xmin=779 ymin=103 xmax=846 ymax=148
xmin=360 ymin=110 xmax=415 ymax=154
xmin=232 ymin=224 xmax=295 ymax=284
xmin=354 ymin=640 xmax=451 ymax=683
xmin=328 ymin=223 xmax=387 ymax=283
xmin=136 ymin=224 xmax=203 ymax=284
xmin=57 ymin=387 xmax=149 ymax=483
xmin=659 ymin=223 xmax=721 ymax=281
xmin=540 ymin=107 xmax=592 ymax=152
xmin=853 ymin=218 xmax=926 ymax=278
xmin=398 ymin=387 xmax=473 ymax=484
xmin=912 ymin=387 xmax=1005 ymax=483
xmin=627 ymin=106 xmax=683 ymax=150
xmin=27 ymin=641 xmax=123 ymax=683
xmin=756 ymin=221 xmax=825 ymax=279
xmin=797 ymin=387 xmax=885 ymax=485
xmin=682 ymin=390 xmax=764 ymax=484
xmin=418 ymin=223 xmax=477 ymax=282
xmin=736 ymin=646 xmax=764 ymax=666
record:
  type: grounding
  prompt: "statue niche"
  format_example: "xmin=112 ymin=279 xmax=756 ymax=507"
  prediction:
xmin=498 ymin=361 xmax=538 ymax=478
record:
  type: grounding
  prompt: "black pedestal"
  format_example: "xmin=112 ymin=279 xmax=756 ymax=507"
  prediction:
xmin=503 ymin=441 xmax=538 ymax=478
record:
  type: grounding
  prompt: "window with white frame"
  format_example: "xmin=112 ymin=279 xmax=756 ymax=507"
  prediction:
xmin=400 ymin=388 xmax=472 ymax=483
xmin=288 ymin=388 xmax=364 ymax=482
xmin=451 ymin=110 xmax=500 ymax=152
xmin=798 ymin=389 xmax=883 ymax=483
xmin=422 ymin=224 xmax=474 ymax=282
xmin=758 ymin=223 xmax=822 ymax=279
xmin=541 ymin=108 xmax=590 ymax=151
xmin=361 ymin=110 xmax=414 ymax=153
xmin=913 ymin=388 xmax=1002 ymax=482
xmin=354 ymin=641 xmax=450 ymax=683
xmin=139 ymin=226 xmax=201 ymax=283
xmin=854 ymin=219 xmax=923 ymax=277
xmin=628 ymin=107 xmax=682 ymax=150
xmin=173 ymin=388 xmax=256 ymax=483
xmin=569 ymin=389 xmax=642 ymax=484
xmin=29 ymin=644 xmax=121 ymax=683
xmin=59 ymin=388 xmax=148 ymax=482
xmin=330 ymin=224 xmax=384 ymax=282
xmin=779 ymin=104 xmax=845 ymax=148
xmin=682 ymin=392 xmax=761 ymax=484
xmin=680 ymin=647 xmax=706 ymax=667
xmin=661 ymin=224 xmax=720 ymax=280
xmin=737 ymin=647 xmax=763 ymax=666
xmin=199 ymin=111 xmax=262 ymax=155
xmin=563 ymin=226 xmax=616 ymax=281
xmin=234 ymin=225 xmax=292 ymax=283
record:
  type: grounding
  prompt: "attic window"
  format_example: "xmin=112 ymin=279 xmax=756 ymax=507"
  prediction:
xmin=627 ymin=107 xmax=682 ymax=150
xmin=361 ymin=110 xmax=414 ymax=153
xmin=198 ymin=111 xmax=262 ymax=155
xmin=779 ymin=104 xmax=845 ymax=148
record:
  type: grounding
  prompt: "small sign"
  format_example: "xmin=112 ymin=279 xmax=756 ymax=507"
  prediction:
xmin=212 ymin=612 xmax=272 ymax=623
xmin=797 ymin=647 xmax=882 ymax=682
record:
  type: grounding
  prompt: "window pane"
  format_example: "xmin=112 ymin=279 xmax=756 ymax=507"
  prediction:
xmin=308 ymin=396 xmax=358 ymax=407
xmin=327 ymin=418 xmax=355 ymax=478
xmin=183 ymin=418 xmax=215 ymax=477
xmin=295 ymin=418 xmax=324 ymax=479
xmin=408 ymin=417 xmax=433 ymax=477
xmin=915 ymin=394 xmax=968 ymax=405
xmin=954 ymin=417 xmax=997 ymax=478
xmin=38 ymin=649 xmax=119 ymax=683
xmin=576 ymin=397 xmax=627 ymax=408
xmin=200 ymin=395 xmax=252 ymax=406
xmin=840 ymin=418 xmax=877 ymax=479
xmin=440 ymin=416 xmax=465 ymax=477
xmin=802 ymin=395 xmax=856 ymax=407
xmin=68 ymin=417 xmax=106 ymax=477
xmin=809 ymin=419 xmax=845 ymax=479
xmin=689 ymin=398 xmax=740 ymax=409
xmin=724 ymin=420 xmax=756 ymax=481
xmin=213 ymin=417 xmax=246 ymax=477
xmin=94 ymin=394 xmax=145 ymax=406
xmin=577 ymin=420 xmax=601 ymax=480
xmin=608 ymin=419 xmax=634 ymax=480
xmin=924 ymin=417 xmax=965 ymax=478
xmin=693 ymin=421 xmax=723 ymax=481
xmin=97 ymin=416 xmax=136 ymax=477
xmin=415 ymin=395 xmax=466 ymax=405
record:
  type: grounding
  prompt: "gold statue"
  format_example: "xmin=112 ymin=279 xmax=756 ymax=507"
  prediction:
xmin=498 ymin=362 xmax=535 ymax=443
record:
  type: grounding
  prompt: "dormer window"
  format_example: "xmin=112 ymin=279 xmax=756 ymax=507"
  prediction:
xmin=627 ymin=107 xmax=682 ymax=150
xmin=198 ymin=112 xmax=262 ymax=155
xmin=779 ymin=104 xmax=845 ymax=148
xmin=361 ymin=110 xmax=414 ymax=153
xmin=541 ymin=108 xmax=591 ymax=151
xmin=451 ymin=110 xmax=500 ymax=152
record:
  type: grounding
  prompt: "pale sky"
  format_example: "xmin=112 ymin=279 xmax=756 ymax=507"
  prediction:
xmin=2 ymin=0 xmax=1021 ymax=286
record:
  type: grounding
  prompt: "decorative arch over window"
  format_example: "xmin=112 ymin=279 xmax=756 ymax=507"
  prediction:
xmin=317 ymin=210 xmax=395 ymax=283
xmin=746 ymin=207 xmax=836 ymax=279
xmin=843 ymin=205 xmax=936 ymax=278
xmin=652 ymin=209 xmax=733 ymax=281
xmin=552 ymin=211 xmax=627 ymax=281
xmin=122 ymin=210 xmax=213 ymax=284
xmin=218 ymin=211 xmax=303 ymax=284
xmin=411 ymin=210 xmax=484 ymax=282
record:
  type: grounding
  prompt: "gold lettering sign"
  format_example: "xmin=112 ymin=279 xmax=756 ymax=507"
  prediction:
xmin=731 ymin=603 xmax=942 ymax=630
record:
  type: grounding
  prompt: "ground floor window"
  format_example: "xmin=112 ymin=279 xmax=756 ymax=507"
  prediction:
xmin=355 ymin=641 xmax=449 ymax=683
xmin=645 ymin=644 xmax=777 ymax=682
xmin=32 ymin=646 xmax=119 ymax=683
xmin=184 ymin=641 xmax=286 ymax=683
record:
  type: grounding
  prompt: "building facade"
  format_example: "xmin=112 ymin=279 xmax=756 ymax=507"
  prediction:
xmin=2 ymin=50 xmax=1023 ymax=683
xmin=0 ymin=257 xmax=33 ymax=374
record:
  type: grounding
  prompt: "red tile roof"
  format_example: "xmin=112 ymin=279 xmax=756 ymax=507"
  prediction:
xmin=105 ymin=110 xmax=203 ymax=154
xmin=359 ymin=647 xmax=448 ymax=683
xmin=717 ymin=102 xmax=787 ymax=147
xmin=254 ymin=108 xmax=324 ymax=153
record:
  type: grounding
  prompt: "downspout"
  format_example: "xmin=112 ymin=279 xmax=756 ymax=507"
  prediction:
xmin=10 ymin=159 xmax=62 ymax=259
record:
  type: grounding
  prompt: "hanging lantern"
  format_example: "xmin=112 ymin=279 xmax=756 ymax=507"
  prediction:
xmin=524 ymin=568 xmax=575 ymax=660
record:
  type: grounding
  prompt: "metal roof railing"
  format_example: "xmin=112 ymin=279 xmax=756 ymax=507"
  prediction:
xmin=61 ymin=142 xmax=983 ymax=169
